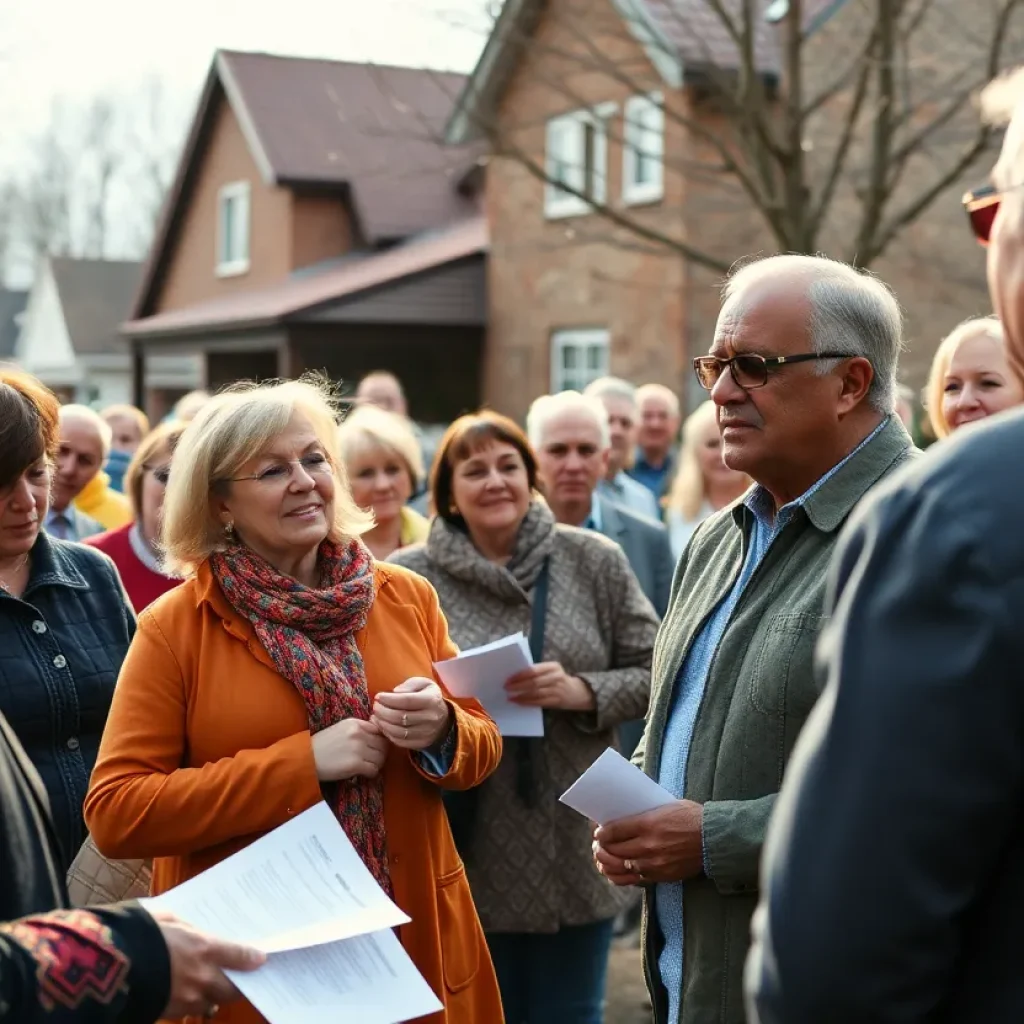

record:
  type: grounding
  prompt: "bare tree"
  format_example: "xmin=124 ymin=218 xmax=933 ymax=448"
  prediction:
xmin=452 ymin=0 xmax=1024 ymax=271
xmin=1 ymin=79 xmax=189 ymax=272
xmin=80 ymin=95 xmax=121 ymax=259
xmin=125 ymin=76 xmax=190 ymax=251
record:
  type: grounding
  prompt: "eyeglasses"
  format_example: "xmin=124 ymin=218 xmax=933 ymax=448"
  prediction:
xmin=144 ymin=464 xmax=171 ymax=486
xmin=963 ymin=185 xmax=1000 ymax=245
xmin=962 ymin=182 xmax=1024 ymax=245
xmin=226 ymin=453 xmax=334 ymax=486
xmin=693 ymin=352 xmax=859 ymax=392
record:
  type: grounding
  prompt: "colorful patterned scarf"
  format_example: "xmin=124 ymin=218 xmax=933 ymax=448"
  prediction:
xmin=209 ymin=538 xmax=391 ymax=894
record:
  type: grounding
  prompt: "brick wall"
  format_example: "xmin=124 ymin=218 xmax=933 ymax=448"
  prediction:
xmin=486 ymin=0 xmax=1023 ymax=418
xmin=486 ymin=0 xmax=688 ymax=421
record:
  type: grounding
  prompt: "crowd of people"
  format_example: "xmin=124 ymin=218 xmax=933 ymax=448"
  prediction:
xmin=3 ymin=67 xmax=1024 ymax=1024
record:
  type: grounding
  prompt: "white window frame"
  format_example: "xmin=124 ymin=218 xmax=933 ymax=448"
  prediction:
xmin=544 ymin=104 xmax=615 ymax=220
xmin=216 ymin=181 xmax=251 ymax=277
xmin=550 ymin=328 xmax=610 ymax=393
xmin=622 ymin=92 xmax=664 ymax=206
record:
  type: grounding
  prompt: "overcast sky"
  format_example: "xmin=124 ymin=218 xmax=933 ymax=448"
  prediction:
xmin=0 ymin=0 xmax=489 ymax=162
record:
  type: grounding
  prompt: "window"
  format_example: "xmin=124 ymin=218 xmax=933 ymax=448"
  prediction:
xmin=551 ymin=329 xmax=610 ymax=392
xmin=623 ymin=93 xmax=664 ymax=205
xmin=216 ymin=181 xmax=251 ymax=276
xmin=544 ymin=107 xmax=612 ymax=219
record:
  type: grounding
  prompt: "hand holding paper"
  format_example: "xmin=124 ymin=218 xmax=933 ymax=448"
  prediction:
xmin=561 ymin=748 xmax=705 ymax=886
xmin=143 ymin=803 xmax=442 ymax=1024
xmin=505 ymin=662 xmax=596 ymax=711
xmin=434 ymin=633 xmax=544 ymax=737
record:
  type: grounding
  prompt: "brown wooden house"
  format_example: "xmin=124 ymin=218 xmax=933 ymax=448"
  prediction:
xmin=125 ymin=51 xmax=487 ymax=424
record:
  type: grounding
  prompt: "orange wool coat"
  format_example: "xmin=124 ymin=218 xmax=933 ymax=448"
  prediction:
xmin=84 ymin=559 xmax=504 ymax=1024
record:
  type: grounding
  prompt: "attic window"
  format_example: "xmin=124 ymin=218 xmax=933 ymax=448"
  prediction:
xmin=217 ymin=181 xmax=251 ymax=277
xmin=544 ymin=107 xmax=611 ymax=220
xmin=623 ymin=94 xmax=664 ymax=205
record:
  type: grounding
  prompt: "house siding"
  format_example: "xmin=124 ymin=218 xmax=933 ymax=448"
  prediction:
xmin=154 ymin=93 xmax=294 ymax=312
xmin=485 ymin=0 xmax=687 ymax=421
xmin=290 ymin=193 xmax=357 ymax=270
xmin=301 ymin=259 xmax=486 ymax=326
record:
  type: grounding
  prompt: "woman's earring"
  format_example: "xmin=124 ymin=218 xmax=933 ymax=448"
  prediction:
xmin=224 ymin=521 xmax=235 ymax=539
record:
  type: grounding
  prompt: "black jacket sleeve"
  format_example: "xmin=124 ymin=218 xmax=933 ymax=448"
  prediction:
xmin=0 ymin=904 xmax=170 ymax=1024
xmin=745 ymin=478 xmax=1024 ymax=1022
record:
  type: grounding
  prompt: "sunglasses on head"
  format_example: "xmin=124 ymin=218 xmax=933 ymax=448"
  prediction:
xmin=963 ymin=185 xmax=999 ymax=246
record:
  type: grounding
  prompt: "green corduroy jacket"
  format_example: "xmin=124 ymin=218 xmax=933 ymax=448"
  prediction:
xmin=634 ymin=415 xmax=917 ymax=1024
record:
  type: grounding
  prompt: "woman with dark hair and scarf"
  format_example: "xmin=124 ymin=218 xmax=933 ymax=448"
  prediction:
xmin=391 ymin=411 xmax=658 ymax=1024
xmin=84 ymin=377 xmax=504 ymax=1024
xmin=0 ymin=369 xmax=264 ymax=1022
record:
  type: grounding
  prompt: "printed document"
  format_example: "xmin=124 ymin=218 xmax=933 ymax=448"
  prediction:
xmin=560 ymin=747 xmax=677 ymax=824
xmin=434 ymin=631 xmax=545 ymax=737
xmin=142 ymin=802 xmax=442 ymax=1024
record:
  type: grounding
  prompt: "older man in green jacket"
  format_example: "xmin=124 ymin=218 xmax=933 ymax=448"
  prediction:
xmin=593 ymin=253 xmax=917 ymax=1024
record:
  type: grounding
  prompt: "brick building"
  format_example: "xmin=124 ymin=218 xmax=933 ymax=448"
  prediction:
xmin=127 ymin=2 xmax=1016 ymax=423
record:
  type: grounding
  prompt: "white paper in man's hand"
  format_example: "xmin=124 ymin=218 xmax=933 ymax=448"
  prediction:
xmin=142 ymin=802 xmax=407 ymax=952
xmin=434 ymin=632 xmax=544 ymax=737
xmin=226 ymin=929 xmax=443 ymax=1024
xmin=560 ymin=747 xmax=677 ymax=824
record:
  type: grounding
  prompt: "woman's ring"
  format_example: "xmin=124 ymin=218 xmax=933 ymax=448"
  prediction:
xmin=402 ymin=713 xmax=409 ymax=727
xmin=624 ymin=859 xmax=637 ymax=874
xmin=203 ymin=1005 xmax=219 ymax=1019
xmin=404 ymin=727 xmax=409 ymax=740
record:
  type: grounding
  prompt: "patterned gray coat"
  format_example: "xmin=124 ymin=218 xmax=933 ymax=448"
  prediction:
xmin=391 ymin=501 xmax=659 ymax=933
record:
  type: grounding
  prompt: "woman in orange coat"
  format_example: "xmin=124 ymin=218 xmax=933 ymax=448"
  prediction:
xmin=84 ymin=376 xmax=504 ymax=1024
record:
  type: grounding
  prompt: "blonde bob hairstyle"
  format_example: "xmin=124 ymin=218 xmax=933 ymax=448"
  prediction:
xmin=123 ymin=420 xmax=188 ymax=524
xmin=925 ymin=315 xmax=1004 ymax=440
xmin=162 ymin=376 xmax=373 ymax=576
xmin=666 ymin=400 xmax=722 ymax=521
xmin=337 ymin=404 xmax=425 ymax=490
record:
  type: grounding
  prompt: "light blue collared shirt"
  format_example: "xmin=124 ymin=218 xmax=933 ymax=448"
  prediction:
xmin=655 ymin=418 xmax=888 ymax=1023
xmin=597 ymin=472 xmax=661 ymax=521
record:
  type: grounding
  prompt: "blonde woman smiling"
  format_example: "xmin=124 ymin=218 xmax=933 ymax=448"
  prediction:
xmin=338 ymin=404 xmax=429 ymax=560
xmin=926 ymin=316 xmax=1024 ymax=437
xmin=664 ymin=400 xmax=750 ymax=560
xmin=85 ymin=377 xmax=503 ymax=1024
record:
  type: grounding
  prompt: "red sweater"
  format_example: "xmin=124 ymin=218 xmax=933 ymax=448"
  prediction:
xmin=84 ymin=524 xmax=179 ymax=612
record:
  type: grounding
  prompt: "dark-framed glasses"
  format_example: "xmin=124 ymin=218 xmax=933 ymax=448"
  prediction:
xmin=693 ymin=352 xmax=859 ymax=392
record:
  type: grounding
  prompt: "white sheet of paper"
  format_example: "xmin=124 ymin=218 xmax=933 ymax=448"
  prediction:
xmin=226 ymin=928 xmax=443 ymax=1024
xmin=434 ymin=631 xmax=545 ymax=737
xmin=141 ymin=802 xmax=408 ymax=952
xmin=559 ymin=747 xmax=677 ymax=824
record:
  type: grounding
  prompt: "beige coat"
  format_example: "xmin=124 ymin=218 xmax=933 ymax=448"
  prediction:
xmin=391 ymin=501 xmax=659 ymax=933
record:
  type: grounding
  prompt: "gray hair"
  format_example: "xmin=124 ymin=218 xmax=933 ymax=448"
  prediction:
xmin=724 ymin=254 xmax=904 ymax=414
xmin=980 ymin=66 xmax=1024 ymax=126
xmin=59 ymin=403 xmax=113 ymax=459
xmin=636 ymin=383 xmax=681 ymax=418
xmin=583 ymin=376 xmax=638 ymax=408
xmin=526 ymin=391 xmax=611 ymax=451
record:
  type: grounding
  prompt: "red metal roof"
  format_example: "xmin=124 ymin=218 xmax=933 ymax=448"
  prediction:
xmin=125 ymin=215 xmax=488 ymax=339
xmin=220 ymin=51 xmax=481 ymax=239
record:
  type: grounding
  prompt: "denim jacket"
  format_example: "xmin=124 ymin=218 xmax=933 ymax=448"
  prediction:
xmin=0 ymin=533 xmax=134 ymax=870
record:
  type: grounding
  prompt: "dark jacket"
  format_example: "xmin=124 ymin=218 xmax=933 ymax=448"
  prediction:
xmin=597 ymin=495 xmax=673 ymax=617
xmin=747 ymin=409 xmax=1024 ymax=1024
xmin=0 ymin=710 xmax=170 ymax=1022
xmin=634 ymin=416 xmax=916 ymax=1024
xmin=0 ymin=533 xmax=134 ymax=870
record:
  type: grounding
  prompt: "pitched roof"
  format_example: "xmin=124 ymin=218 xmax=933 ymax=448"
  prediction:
xmin=0 ymin=288 xmax=28 ymax=359
xmin=125 ymin=215 xmax=487 ymax=339
xmin=447 ymin=0 xmax=848 ymax=142
xmin=50 ymin=258 xmax=142 ymax=355
xmin=134 ymin=51 xmax=482 ymax=320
